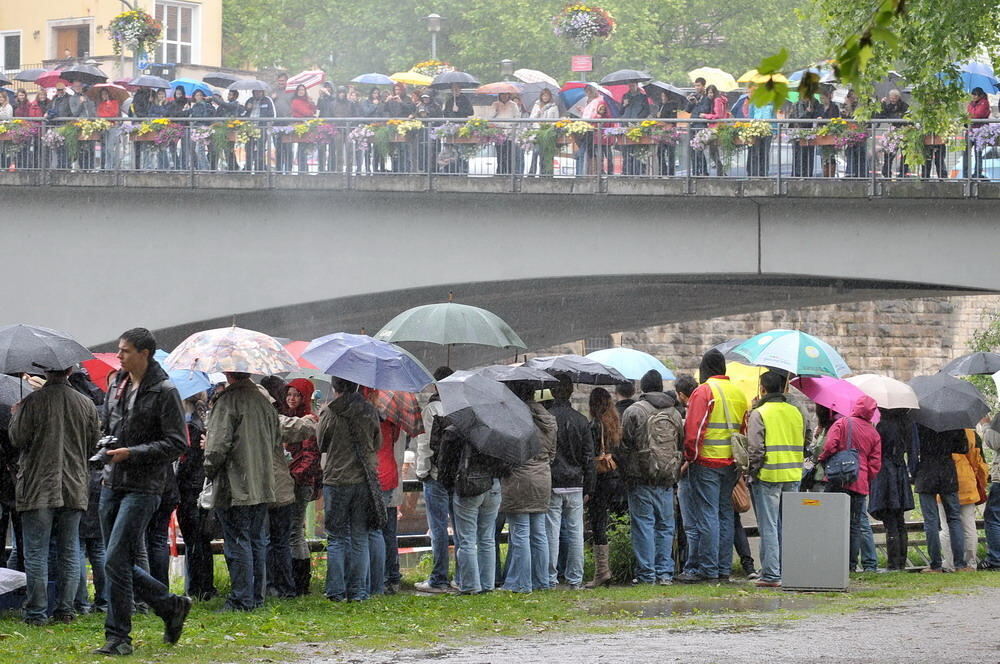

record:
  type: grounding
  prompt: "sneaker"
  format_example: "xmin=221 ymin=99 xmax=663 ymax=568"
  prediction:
xmin=747 ymin=571 xmax=760 ymax=580
xmin=51 ymin=611 xmax=76 ymax=624
xmin=755 ymin=580 xmax=782 ymax=588
xmin=674 ymin=572 xmax=706 ymax=584
xmin=657 ymin=578 xmax=673 ymax=586
xmin=449 ymin=580 xmax=461 ymax=592
xmin=384 ymin=583 xmax=400 ymax=595
xmin=977 ymin=561 xmax=1000 ymax=571
xmin=94 ymin=639 xmax=134 ymax=656
xmin=163 ymin=595 xmax=193 ymax=644
xmin=414 ymin=581 xmax=450 ymax=594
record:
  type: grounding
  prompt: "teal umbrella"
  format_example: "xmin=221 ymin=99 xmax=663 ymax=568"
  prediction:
xmin=374 ymin=299 xmax=526 ymax=365
xmin=731 ymin=329 xmax=850 ymax=378
xmin=585 ymin=348 xmax=676 ymax=381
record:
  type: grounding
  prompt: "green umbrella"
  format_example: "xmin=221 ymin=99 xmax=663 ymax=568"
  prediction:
xmin=731 ymin=329 xmax=850 ymax=378
xmin=374 ymin=298 xmax=526 ymax=365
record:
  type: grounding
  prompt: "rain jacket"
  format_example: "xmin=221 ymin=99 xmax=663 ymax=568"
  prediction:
xmin=203 ymin=379 xmax=281 ymax=507
xmin=910 ymin=425 xmax=967 ymax=495
xmin=983 ymin=425 xmax=1000 ymax=483
xmin=283 ymin=378 xmax=322 ymax=492
xmin=317 ymin=391 xmax=380 ymax=487
xmin=9 ymin=376 xmax=100 ymax=512
xmin=501 ymin=402 xmax=557 ymax=514
xmin=746 ymin=393 xmax=811 ymax=480
xmin=818 ymin=395 xmax=882 ymax=495
xmin=868 ymin=409 xmax=916 ymax=519
xmin=548 ymin=399 xmax=595 ymax=493
xmin=683 ymin=375 xmax=747 ymax=468
xmin=415 ymin=396 xmax=445 ymax=481
xmin=953 ymin=430 xmax=988 ymax=505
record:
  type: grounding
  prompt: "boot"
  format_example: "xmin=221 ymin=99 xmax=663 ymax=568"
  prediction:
xmin=585 ymin=545 xmax=612 ymax=589
xmin=293 ymin=558 xmax=312 ymax=596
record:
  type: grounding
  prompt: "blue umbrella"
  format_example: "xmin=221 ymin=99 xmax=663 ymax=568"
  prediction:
xmin=788 ymin=66 xmax=836 ymax=85
xmin=558 ymin=83 xmax=620 ymax=117
xmin=946 ymin=61 xmax=999 ymax=92
xmin=170 ymin=78 xmax=214 ymax=97
xmin=153 ymin=349 xmax=212 ymax=400
xmin=584 ymin=348 xmax=676 ymax=381
xmin=302 ymin=333 xmax=433 ymax=393
xmin=351 ymin=73 xmax=394 ymax=86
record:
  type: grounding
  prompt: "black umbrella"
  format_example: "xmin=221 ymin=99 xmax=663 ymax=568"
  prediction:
xmin=599 ymin=69 xmax=652 ymax=85
xmin=229 ymin=78 xmax=270 ymax=92
xmin=646 ymin=80 xmax=686 ymax=100
xmin=524 ymin=354 xmax=630 ymax=385
xmin=430 ymin=71 xmax=480 ymax=90
xmin=60 ymin=64 xmax=109 ymax=85
xmin=475 ymin=364 xmax=559 ymax=385
xmin=0 ymin=324 xmax=94 ymax=374
xmin=940 ymin=352 xmax=1000 ymax=377
xmin=13 ymin=68 xmax=47 ymax=83
xmin=0 ymin=374 xmax=32 ymax=420
xmin=130 ymin=74 xmax=171 ymax=89
xmin=908 ymin=374 xmax=989 ymax=433
xmin=0 ymin=74 xmax=11 ymax=87
xmin=437 ymin=371 xmax=540 ymax=465
xmin=203 ymin=73 xmax=240 ymax=88
xmin=709 ymin=338 xmax=749 ymax=362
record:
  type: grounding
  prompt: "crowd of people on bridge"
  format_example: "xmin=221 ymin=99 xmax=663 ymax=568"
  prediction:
xmin=2 ymin=325 xmax=1000 ymax=656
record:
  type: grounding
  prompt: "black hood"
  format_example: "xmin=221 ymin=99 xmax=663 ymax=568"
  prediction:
xmin=700 ymin=349 xmax=727 ymax=382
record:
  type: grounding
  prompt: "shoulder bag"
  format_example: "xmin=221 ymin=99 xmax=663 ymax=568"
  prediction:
xmin=594 ymin=424 xmax=618 ymax=474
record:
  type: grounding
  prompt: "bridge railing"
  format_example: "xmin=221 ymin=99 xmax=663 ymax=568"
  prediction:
xmin=0 ymin=116 xmax=992 ymax=186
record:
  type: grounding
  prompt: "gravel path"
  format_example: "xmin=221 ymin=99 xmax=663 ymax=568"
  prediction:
xmin=306 ymin=588 xmax=1000 ymax=664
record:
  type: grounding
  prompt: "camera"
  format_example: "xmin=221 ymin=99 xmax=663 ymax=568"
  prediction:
xmin=90 ymin=435 xmax=118 ymax=464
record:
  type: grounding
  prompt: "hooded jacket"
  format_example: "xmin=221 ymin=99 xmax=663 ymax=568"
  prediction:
xmin=983 ymin=416 xmax=1000 ymax=483
xmin=283 ymin=378 xmax=322 ymax=491
xmin=548 ymin=399 xmax=595 ymax=493
xmin=317 ymin=391 xmax=380 ymax=487
xmin=910 ymin=425 xmax=967 ymax=495
xmin=953 ymin=430 xmax=988 ymax=505
xmin=501 ymin=402 xmax=557 ymax=513
xmin=818 ymin=395 xmax=882 ymax=495
xmin=618 ymin=391 xmax=683 ymax=487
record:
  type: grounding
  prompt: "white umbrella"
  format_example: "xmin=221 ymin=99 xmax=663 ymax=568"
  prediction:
xmin=285 ymin=69 xmax=326 ymax=92
xmin=514 ymin=68 xmax=559 ymax=87
xmin=845 ymin=374 xmax=920 ymax=410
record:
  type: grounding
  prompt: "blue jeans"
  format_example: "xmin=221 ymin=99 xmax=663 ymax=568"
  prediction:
xmin=76 ymin=536 xmax=107 ymax=611
xmin=267 ymin=503 xmax=296 ymax=597
xmin=453 ymin=480 xmax=502 ymax=593
xmin=422 ymin=479 xmax=453 ymax=588
xmin=21 ymin=507 xmax=82 ymax=620
xmin=750 ymin=480 xmax=798 ymax=582
xmin=367 ymin=490 xmax=395 ymax=596
xmin=677 ymin=475 xmax=699 ymax=574
xmin=100 ymin=489 xmax=176 ymax=642
xmin=984 ymin=482 xmax=1000 ymax=567
xmin=324 ymin=483 xmax=371 ymax=601
xmin=859 ymin=498 xmax=878 ymax=571
xmin=826 ymin=486 xmax=866 ymax=570
xmin=545 ymin=490 xmax=584 ymax=587
xmin=382 ymin=492 xmax=401 ymax=586
xmin=216 ymin=503 xmax=269 ymax=610
xmin=628 ymin=485 xmax=675 ymax=583
xmin=919 ymin=491 xmax=965 ymax=570
xmin=687 ymin=463 xmax=738 ymax=578
xmin=502 ymin=512 xmax=548 ymax=593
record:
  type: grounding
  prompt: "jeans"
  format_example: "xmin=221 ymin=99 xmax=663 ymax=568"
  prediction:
xmin=216 ymin=503 xmax=269 ymax=610
xmin=502 ymin=512 xmax=548 ymax=593
xmin=366 ymin=489 xmax=395 ymax=596
xmin=628 ymin=485 xmax=675 ymax=583
xmin=750 ymin=480 xmax=798 ymax=582
xmin=100 ymin=489 xmax=176 ymax=642
xmin=940 ymin=502 xmax=978 ymax=570
xmin=687 ymin=463 xmax=738 ymax=578
xmin=826 ymin=486 xmax=866 ymax=570
xmin=985 ymin=482 xmax=1000 ymax=567
xmin=452 ymin=480 xmax=501 ymax=594
xmin=733 ymin=511 xmax=755 ymax=572
xmin=323 ymin=483 xmax=371 ymax=601
xmin=676 ymin=475 xmax=699 ymax=574
xmin=267 ymin=503 xmax=296 ymax=597
xmin=145 ymin=498 xmax=173 ymax=586
xmin=422 ymin=479 xmax=453 ymax=588
xmin=919 ymin=492 xmax=964 ymax=570
xmin=859 ymin=500 xmax=878 ymax=571
xmin=76 ymin=536 xmax=107 ymax=611
xmin=21 ymin=507 xmax=82 ymax=620
xmin=382 ymin=498 xmax=400 ymax=586
xmin=176 ymin=497 xmax=215 ymax=598
xmin=545 ymin=490 xmax=584 ymax=587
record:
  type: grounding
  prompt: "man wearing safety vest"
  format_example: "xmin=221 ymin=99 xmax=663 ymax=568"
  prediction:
xmin=747 ymin=371 xmax=811 ymax=588
xmin=676 ymin=349 xmax=748 ymax=583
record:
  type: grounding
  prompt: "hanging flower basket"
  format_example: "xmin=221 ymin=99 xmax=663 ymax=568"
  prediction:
xmin=109 ymin=10 xmax=162 ymax=56
xmin=552 ymin=4 xmax=616 ymax=49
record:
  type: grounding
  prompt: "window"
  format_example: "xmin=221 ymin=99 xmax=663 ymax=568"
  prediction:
xmin=583 ymin=335 xmax=614 ymax=354
xmin=1 ymin=32 xmax=20 ymax=71
xmin=155 ymin=1 xmax=199 ymax=64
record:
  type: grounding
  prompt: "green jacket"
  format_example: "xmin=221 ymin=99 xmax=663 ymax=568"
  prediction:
xmin=9 ymin=377 xmax=100 ymax=513
xmin=204 ymin=379 xmax=280 ymax=507
xmin=317 ymin=391 xmax=380 ymax=487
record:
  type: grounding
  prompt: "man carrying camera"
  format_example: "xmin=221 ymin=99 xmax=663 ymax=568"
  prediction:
xmin=96 ymin=328 xmax=191 ymax=656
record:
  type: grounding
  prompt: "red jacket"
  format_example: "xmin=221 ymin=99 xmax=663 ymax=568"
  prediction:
xmin=818 ymin=395 xmax=882 ymax=495
xmin=683 ymin=376 xmax=744 ymax=468
xmin=291 ymin=96 xmax=317 ymax=118
xmin=968 ymin=97 xmax=991 ymax=120
xmin=702 ymin=96 xmax=729 ymax=127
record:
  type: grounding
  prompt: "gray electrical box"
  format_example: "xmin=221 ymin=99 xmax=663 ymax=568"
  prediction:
xmin=781 ymin=491 xmax=850 ymax=591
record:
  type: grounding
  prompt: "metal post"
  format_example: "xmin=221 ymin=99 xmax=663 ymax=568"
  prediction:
xmin=431 ymin=33 xmax=437 ymax=60
xmin=870 ymin=122 xmax=878 ymax=196
xmin=775 ymin=119 xmax=782 ymax=195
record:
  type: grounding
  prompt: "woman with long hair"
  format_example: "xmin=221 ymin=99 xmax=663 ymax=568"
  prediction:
xmin=280 ymin=378 xmax=322 ymax=595
xmin=585 ymin=387 xmax=624 ymax=588
xmin=701 ymin=84 xmax=728 ymax=176
xmin=290 ymin=84 xmax=317 ymax=173
xmin=528 ymin=88 xmax=559 ymax=176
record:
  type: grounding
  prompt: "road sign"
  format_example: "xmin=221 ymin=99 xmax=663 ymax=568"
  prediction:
xmin=136 ymin=51 xmax=150 ymax=71
xmin=571 ymin=55 xmax=593 ymax=72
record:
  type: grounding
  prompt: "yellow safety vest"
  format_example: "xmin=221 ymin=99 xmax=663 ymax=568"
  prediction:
xmin=703 ymin=378 xmax=748 ymax=461
xmin=756 ymin=400 xmax=805 ymax=483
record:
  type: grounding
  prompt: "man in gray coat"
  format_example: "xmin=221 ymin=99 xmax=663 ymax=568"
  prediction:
xmin=9 ymin=367 xmax=100 ymax=625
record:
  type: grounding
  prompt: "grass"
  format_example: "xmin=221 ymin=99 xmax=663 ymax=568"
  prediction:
xmin=3 ymin=563 xmax=1000 ymax=664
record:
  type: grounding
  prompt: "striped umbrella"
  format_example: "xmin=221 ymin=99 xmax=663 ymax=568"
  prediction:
xmin=285 ymin=69 xmax=326 ymax=92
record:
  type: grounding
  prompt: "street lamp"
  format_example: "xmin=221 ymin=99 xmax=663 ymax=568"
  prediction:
xmin=500 ymin=58 xmax=515 ymax=81
xmin=425 ymin=13 xmax=444 ymax=60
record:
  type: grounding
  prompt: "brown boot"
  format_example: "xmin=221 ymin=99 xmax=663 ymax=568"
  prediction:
xmin=585 ymin=544 xmax=612 ymax=588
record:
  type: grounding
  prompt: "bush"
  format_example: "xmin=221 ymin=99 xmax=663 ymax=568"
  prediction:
xmin=607 ymin=513 xmax=636 ymax=583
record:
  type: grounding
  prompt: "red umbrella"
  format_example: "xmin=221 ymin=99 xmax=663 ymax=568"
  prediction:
xmin=36 ymin=70 xmax=70 ymax=89
xmin=284 ymin=341 xmax=319 ymax=369
xmin=82 ymin=353 xmax=121 ymax=392
xmin=86 ymin=83 xmax=130 ymax=103
xmin=374 ymin=390 xmax=424 ymax=437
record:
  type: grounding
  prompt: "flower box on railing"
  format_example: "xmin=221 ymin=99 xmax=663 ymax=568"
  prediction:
xmin=923 ymin=135 xmax=946 ymax=145
xmin=442 ymin=137 xmax=482 ymax=144
xmin=799 ymin=135 xmax=838 ymax=147
xmin=78 ymin=133 xmax=102 ymax=141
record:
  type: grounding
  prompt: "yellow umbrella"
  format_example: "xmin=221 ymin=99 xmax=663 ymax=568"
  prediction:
xmin=737 ymin=69 xmax=759 ymax=84
xmin=687 ymin=67 xmax=739 ymax=92
xmin=390 ymin=71 xmax=433 ymax=86
xmin=738 ymin=69 xmax=791 ymax=86
xmin=699 ymin=362 xmax=765 ymax=404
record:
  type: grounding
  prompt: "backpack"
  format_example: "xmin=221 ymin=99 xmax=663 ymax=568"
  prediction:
xmin=454 ymin=441 xmax=511 ymax=498
xmin=428 ymin=413 xmax=447 ymax=473
xmin=632 ymin=401 xmax=683 ymax=485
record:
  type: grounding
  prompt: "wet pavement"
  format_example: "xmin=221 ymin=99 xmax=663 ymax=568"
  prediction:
xmin=304 ymin=588 xmax=1000 ymax=664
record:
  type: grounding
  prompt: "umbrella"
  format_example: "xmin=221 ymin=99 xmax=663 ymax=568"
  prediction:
xmin=940 ymin=352 xmax=1000 ymax=377
xmin=82 ymin=353 xmax=122 ymax=391
xmin=788 ymin=66 xmax=837 ymax=85
xmin=599 ymin=69 xmax=652 ymax=85
xmin=0 ymin=374 xmax=33 ymax=409
xmin=130 ymin=74 xmax=171 ymax=89
xmin=0 ymin=324 xmax=94 ymax=374
xmin=559 ymin=81 xmax=622 ymax=117
xmin=513 ymin=69 xmax=559 ymax=87
xmin=284 ymin=341 xmax=319 ymax=369
xmin=285 ymin=69 xmax=326 ymax=92
xmin=164 ymin=326 xmax=297 ymax=375
xmin=518 ymin=81 xmax=565 ymax=113
xmin=722 ymin=362 xmax=767 ymax=404
xmin=687 ymin=67 xmax=738 ymax=92
xmin=738 ymin=69 xmax=760 ymax=84
xmin=374 ymin=301 xmax=526 ymax=365
xmin=732 ymin=329 xmax=850 ymax=378
xmin=59 ymin=64 xmax=108 ymax=85
xmin=475 ymin=364 xmax=560 ymax=385
xmin=946 ymin=61 xmax=999 ymax=93
xmin=709 ymin=338 xmax=749 ymax=362
xmin=13 ymin=68 xmax=47 ymax=83
xmin=646 ymin=81 xmax=686 ymax=100
xmin=170 ymin=78 xmax=214 ymax=98
xmin=0 ymin=75 xmax=10 ymax=87
xmin=437 ymin=371 xmax=539 ymax=465
xmin=584 ymin=348 xmax=676 ymax=381
xmin=374 ymin=390 xmax=424 ymax=437
xmin=390 ymin=72 xmax=433 ymax=87
xmin=430 ymin=71 xmax=480 ymax=89
xmin=845 ymin=374 xmax=920 ymax=410
xmin=152 ymin=349 xmax=212 ymax=400
xmin=85 ymin=83 xmax=129 ymax=103
xmin=113 ymin=78 xmax=139 ymax=92
xmin=302 ymin=333 xmax=433 ymax=393
xmin=524 ymin=354 xmax=630 ymax=385
xmin=228 ymin=79 xmax=271 ymax=92
xmin=790 ymin=376 xmax=880 ymax=423
xmin=352 ymin=73 xmax=395 ymax=86
xmin=908 ymin=374 xmax=988 ymax=432
xmin=203 ymin=72 xmax=241 ymax=88
xmin=476 ymin=82 xmax=522 ymax=95
xmin=36 ymin=71 xmax=70 ymax=89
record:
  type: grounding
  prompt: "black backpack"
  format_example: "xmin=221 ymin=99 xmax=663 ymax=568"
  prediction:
xmin=428 ymin=413 xmax=447 ymax=474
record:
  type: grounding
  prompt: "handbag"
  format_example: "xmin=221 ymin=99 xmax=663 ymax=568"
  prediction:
xmin=197 ymin=478 xmax=215 ymax=510
xmin=714 ymin=385 xmax=750 ymax=474
xmin=731 ymin=475 xmax=751 ymax=513
xmin=825 ymin=419 xmax=860 ymax=487
xmin=594 ymin=426 xmax=618 ymax=474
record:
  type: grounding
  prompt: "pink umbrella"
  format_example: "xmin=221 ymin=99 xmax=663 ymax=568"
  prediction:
xmin=791 ymin=376 xmax=881 ymax=424
xmin=285 ymin=69 xmax=326 ymax=92
xmin=476 ymin=81 xmax=523 ymax=95
xmin=35 ymin=70 xmax=70 ymax=88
